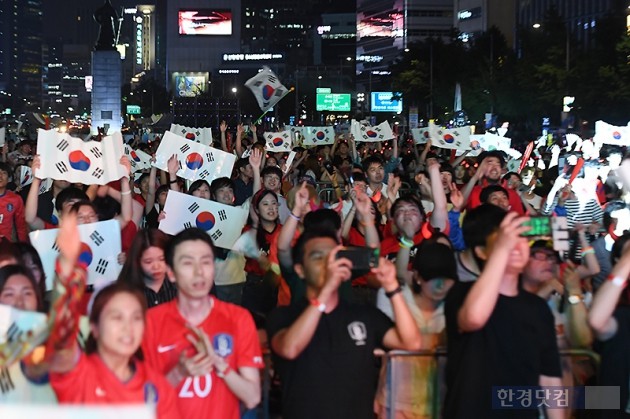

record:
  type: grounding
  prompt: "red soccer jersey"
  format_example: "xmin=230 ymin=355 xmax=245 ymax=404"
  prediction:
xmin=142 ymin=299 xmax=264 ymax=419
xmin=50 ymin=352 xmax=180 ymax=419
xmin=0 ymin=190 xmax=27 ymax=241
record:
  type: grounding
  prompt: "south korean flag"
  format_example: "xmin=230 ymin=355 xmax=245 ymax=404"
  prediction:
xmin=0 ymin=304 xmax=48 ymax=368
xmin=159 ymin=191 xmax=248 ymax=250
xmin=29 ymin=219 xmax=122 ymax=290
xmin=302 ymin=127 xmax=335 ymax=146
xmin=170 ymin=123 xmax=213 ymax=147
xmin=35 ymin=129 xmax=127 ymax=185
xmin=123 ymin=144 xmax=152 ymax=172
xmin=428 ymin=122 xmax=471 ymax=151
xmin=351 ymin=120 xmax=395 ymax=142
xmin=594 ymin=120 xmax=630 ymax=146
xmin=264 ymin=130 xmax=293 ymax=152
xmin=19 ymin=166 xmax=33 ymax=188
xmin=245 ymin=66 xmax=288 ymax=112
xmin=411 ymin=128 xmax=430 ymax=145
xmin=154 ymin=131 xmax=235 ymax=183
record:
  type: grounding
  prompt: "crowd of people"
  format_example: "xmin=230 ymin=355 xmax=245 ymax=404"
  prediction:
xmin=0 ymin=121 xmax=629 ymax=419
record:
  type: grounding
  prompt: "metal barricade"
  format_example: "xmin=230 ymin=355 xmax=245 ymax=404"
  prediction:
xmin=379 ymin=348 xmax=600 ymax=419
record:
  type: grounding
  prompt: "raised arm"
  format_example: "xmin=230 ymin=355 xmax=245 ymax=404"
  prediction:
xmin=219 ymin=121 xmax=228 ymax=152
xmin=249 ymin=148 xmax=262 ymax=195
xmin=166 ymin=154 xmax=181 ymax=192
xmin=354 ymin=188 xmax=379 ymax=248
xmin=277 ymin=182 xmax=309 ymax=269
xmin=25 ymin=155 xmax=45 ymax=230
xmin=145 ymin=164 xmax=157 ymax=215
xmin=563 ymin=264 xmax=593 ymax=348
xmin=427 ymin=160 xmax=448 ymax=231
xmin=588 ymin=248 xmax=630 ymax=340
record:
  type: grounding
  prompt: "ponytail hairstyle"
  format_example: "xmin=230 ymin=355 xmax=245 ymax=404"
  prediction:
xmin=252 ymin=189 xmax=279 ymax=250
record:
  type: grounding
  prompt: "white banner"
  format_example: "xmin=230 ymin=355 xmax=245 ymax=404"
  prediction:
xmin=35 ymin=129 xmax=127 ymax=185
xmin=154 ymin=131 xmax=235 ymax=182
xmin=594 ymin=120 xmax=630 ymax=146
xmin=411 ymin=127 xmax=430 ymax=144
xmin=0 ymin=405 xmax=154 ymax=419
xmin=19 ymin=165 xmax=33 ymax=188
xmin=351 ymin=120 xmax=395 ymax=142
xmin=302 ymin=126 xmax=335 ymax=146
xmin=245 ymin=66 xmax=288 ymax=112
xmin=123 ymin=144 xmax=152 ymax=172
xmin=0 ymin=304 xmax=48 ymax=368
xmin=429 ymin=123 xmax=471 ymax=150
xmin=29 ymin=220 xmax=122 ymax=290
xmin=264 ymin=130 xmax=293 ymax=152
xmin=159 ymin=191 xmax=248 ymax=249
xmin=169 ymin=123 xmax=213 ymax=147
xmin=0 ymin=127 xmax=5 ymax=147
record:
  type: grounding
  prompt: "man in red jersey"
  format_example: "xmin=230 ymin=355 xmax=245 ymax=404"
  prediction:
xmin=142 ymin=228 xmax=263 ymax=419
xmin=0 ymin=162 xmax=27 ymax=241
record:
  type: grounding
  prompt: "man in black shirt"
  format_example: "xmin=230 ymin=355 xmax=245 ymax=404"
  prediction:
xmin=444 ymin=205 xmax=563 ymax=419
xmin=267 ymin=229 xmax=421 ymax=419
xmin=233 ymin=157 xmax=254 ymax=206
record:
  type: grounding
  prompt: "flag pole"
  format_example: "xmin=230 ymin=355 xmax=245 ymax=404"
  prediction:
xmin=253 ymin=87 xmax=295 ymax=126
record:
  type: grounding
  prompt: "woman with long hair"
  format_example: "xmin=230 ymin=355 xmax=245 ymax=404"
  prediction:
xmin=233 ymin=189 xmax=281 ymax=315
xmin=118 ymin=229 xmax=174 ymax=308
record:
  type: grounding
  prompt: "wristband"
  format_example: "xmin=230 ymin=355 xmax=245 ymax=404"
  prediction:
xmin=399 ymin=237 xmax=414 ymax=249
xmin=169 ymin=178 xmax=178 ymax=184
xmin=580 ymin=246 xmax=594 ymax=257
xmin=120 ymin=190 xmax=131 ymax=196
xmin=216 ymin=364 xmax=232 ymax=378
xmin=289 ymin=212 xmax=301 ymax=222
xmin=607 ymin=274 xmax=627 ymax=288
xmin=385 ymin=285 xmax=403 ymax=299
xmin=309 ymin=298 xmax=326 ymax=312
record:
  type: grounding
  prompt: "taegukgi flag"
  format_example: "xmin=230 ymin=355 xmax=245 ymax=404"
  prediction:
xmin=428 ymin=122 xmax=471 ymax=150
xmin=245 ymin=66 xmax=288 ymax=112
xmin=350 ymin=120 xmax=395 ymax=142
xmin=159 ymin=191 xmax=248 ymax=249
xmin=35 ymin=129 xmax=127 ymax=185
xmin=302 ymin=126 xmax=335 ymax=146
xmin=169 ymin=123 xmax=213 ymax=147
xmin=264 ymin=130 xmax=293 ymax=152
xmin=0 ymin=304 xmax=48 ymax=368
xmin=594 ymin=120 xmax=630 ymax=146
xmin=411 ymin=128 xmax=430 ymax=144
xmin=29 ymin=219 xmax=123 ymax=290
xmin=123 ymin=144 xmax=152 ymax=172
xmin=19 ymin=165 xmax=33 ymax=188
xmin=154 ymin=131 xmax=235 ymax=183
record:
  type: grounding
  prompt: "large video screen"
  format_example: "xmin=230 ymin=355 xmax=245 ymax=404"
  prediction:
xmin=178 ymin=10 xmax=232 ymax=35
xmin=172 ymin=72 xmax=209 ymax=97
xmin=371 ymin=92 xmax=403 ymax=113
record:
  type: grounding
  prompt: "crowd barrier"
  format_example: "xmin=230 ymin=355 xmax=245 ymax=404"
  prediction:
xmin=379 ymin=348 xmax=600 ymax=419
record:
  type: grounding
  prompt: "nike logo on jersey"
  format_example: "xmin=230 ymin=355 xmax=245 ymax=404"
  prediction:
xmin=95 ymin=386 xmax=106 ymax=397
xmin=157 ymin=343 xmax=178 ymax=353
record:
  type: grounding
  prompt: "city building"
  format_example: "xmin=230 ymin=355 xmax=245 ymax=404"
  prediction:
xmin=0 ymin=0 xmax=43 ymax=112
xmin=453 ymin=0 xmax=517 ymax=47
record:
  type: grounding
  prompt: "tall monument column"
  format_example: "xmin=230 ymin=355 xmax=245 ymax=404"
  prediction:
xmin=91 ymin=0 xmax=121 ymax=135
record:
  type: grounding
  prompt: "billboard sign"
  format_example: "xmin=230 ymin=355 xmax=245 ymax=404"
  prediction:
xmin=178 ymin=10 xmax=232 ymax=35
xmin=172 ymin=72 xmax=209 ymax=97
xmin=316 ymin=94 xmax=351 ymax=112
xmin=126 ymin=105 xmax=141 ymax=115
xmin=371 ymin=92 xmax=402 ymax=113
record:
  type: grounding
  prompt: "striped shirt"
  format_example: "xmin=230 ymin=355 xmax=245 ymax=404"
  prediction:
xmin=144 ymin=279 xmax=177 ymax=308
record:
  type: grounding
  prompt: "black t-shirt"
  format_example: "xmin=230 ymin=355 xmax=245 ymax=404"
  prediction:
xmin=444 ymin=281 xmax=562 ymax=419
xmin=267 ymin=299 xmax=393 ymax=419
xmin=233 ymin=177 xmax=253 ymax=206
xmin=595 ymin=306 xmax=630 ymax=418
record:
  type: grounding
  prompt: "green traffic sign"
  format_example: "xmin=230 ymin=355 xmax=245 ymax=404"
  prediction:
xmin=126 ymin=105 xmax=141 ymax=115
xmin=316 ymin=87 xmax=332 ymax=94
xmin=316 ymin=93 xmax=351 ymax=112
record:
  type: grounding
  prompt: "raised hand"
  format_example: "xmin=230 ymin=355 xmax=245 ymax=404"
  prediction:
xmin=219 ymin=120 xmax=227 ymax=133
xmin=319 ymin=245 xmax=353 ymax=299
xmin=449 ymin=183 xmax=465 ymax=210
xmin=371 ymin=257 xmax=398 ymax=291
xmin=57 ymin=211 xmax=81 ymax=275
xmin=249 ymin=147 xmax=262 ymax=170
xmin=293 ymin=182 xmax=310 ymax=218
xmin=489 ymin=212 xmax=531 ymax=255
xmin=237 ymin=123 xmax=244 ymax=136
xmin=119 ymin=155 xmax=131 ymax=178
xmin=167 ymin=154 xmax=179 ymax=175
xmin=32 ymin=155 xmax=42 ymax=180
xmin=387 ymin=173 xmax=401 ymax=202
xmin=354 ymin=188 xmax=375 ymax=222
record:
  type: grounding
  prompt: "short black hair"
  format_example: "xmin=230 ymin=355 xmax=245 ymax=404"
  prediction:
xmin=292 ymin=229 xmax=339 ymax=267
xmin=188 ymin=179 xmax=211 ymax=196
xmin=462 ymin=204 xmax=507 ymax=249
xmin=362 ymin=155 xmax=384 ymax=173
xmin=209 ymin=177 xmax=234 ymax=198
xmin=261 ymin=166 xmax=283 ymax=181
xmin=303 ymin=209 xmax=341 ymax=234
xmin=0 ymin=162 xmax=12 ymax=175
xmin=390 ymin=194 xmax=426 ymax=221
xmin=55 ymin=187 xmax=89 ymax=212
xmin=611 ymin=232 xmax=630 ymax=265
xmin=234 ymin=157 xmax=251 ymax=174
xmin=165 ymin=228 xmax=216 ymax=267
xmin=479 ymin=185 xmax=509 ymax=205
xmin=477 ymin=150 xmax=506 ymax=168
